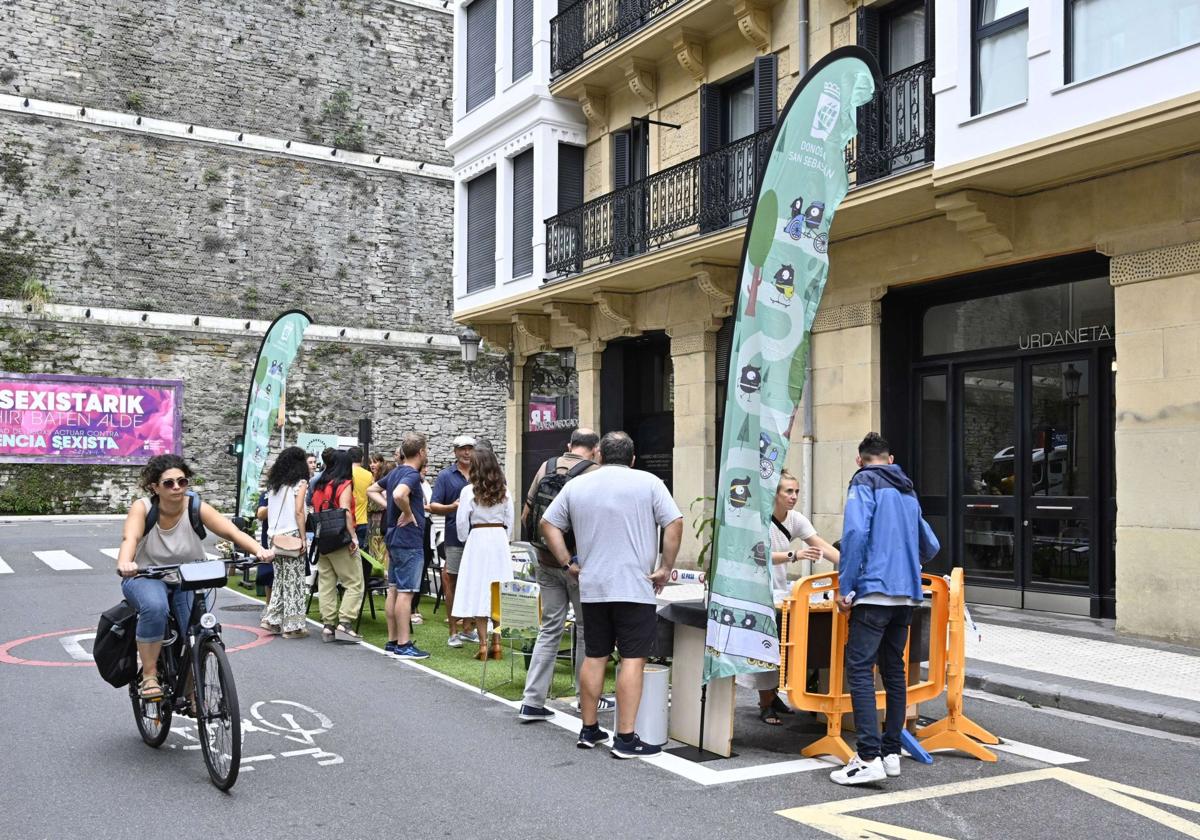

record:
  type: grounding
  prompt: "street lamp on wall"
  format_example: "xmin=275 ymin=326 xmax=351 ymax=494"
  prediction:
xmin=459 ymin=326 xmax=514 ymax=399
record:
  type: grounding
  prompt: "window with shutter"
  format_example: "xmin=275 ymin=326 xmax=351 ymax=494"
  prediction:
xmin=612 ymin=131 xmax=631 ymax=188
xmin=699 ymin=84 xmax=723 ymax=154
xmin=557 ymin=144 xmax=584 ymax=211
xmin=753 ymin=54 xmax=778 ymax=133
xmin=856 ymin=6 xmax=883 ymax=179
xmin=512 ymin=0 xmax=533 ymax=81
xmin=466 ymin=169 xmax=497 ymax=294
xmin=466 ymin=0 xmax=497 ymax=112
xmin=511 ymin=149 xmax=534 ymax=278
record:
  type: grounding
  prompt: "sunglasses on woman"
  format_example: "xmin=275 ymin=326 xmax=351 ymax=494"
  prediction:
xmin=158 ymin=477 xmax=190 ymax=489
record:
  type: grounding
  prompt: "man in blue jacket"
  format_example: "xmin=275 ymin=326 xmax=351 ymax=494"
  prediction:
xmin=831 ymin=432 xmax=940 ymax=786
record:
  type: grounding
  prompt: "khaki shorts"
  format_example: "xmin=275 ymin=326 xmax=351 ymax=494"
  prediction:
xmin=444 ymin=545 xmax=464 ymax=575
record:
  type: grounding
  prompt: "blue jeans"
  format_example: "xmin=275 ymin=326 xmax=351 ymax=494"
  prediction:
xmin=387 ymin=547 xmax=423 ymax=592
xmin=845 ymin=604 xmax=913 ymax=761
xmin=121 ymin=577 xmax=196 ymax=644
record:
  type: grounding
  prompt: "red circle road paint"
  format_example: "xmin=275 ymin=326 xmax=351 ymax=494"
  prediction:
xmin=0 ymin=624 xmax=274 ymax=667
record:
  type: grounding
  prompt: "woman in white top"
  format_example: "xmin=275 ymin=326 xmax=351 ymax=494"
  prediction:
xmin=258 ymin=446 xmax=311 ymax=638
xmin=116 ymin=455 xmax=272 ymax=700
xmin=737 ymin=469 xmax=840 ymax=725
xmin=452 ymin=446 xmax=514 ymax=661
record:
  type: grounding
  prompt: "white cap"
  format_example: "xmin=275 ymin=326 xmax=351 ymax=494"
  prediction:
xmin=452 ymin=435 xmax=476 ymax=448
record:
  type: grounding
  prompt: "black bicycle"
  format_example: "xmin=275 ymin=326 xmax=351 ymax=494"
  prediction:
xmin=129 ymin=557 xmax=253 ymax=791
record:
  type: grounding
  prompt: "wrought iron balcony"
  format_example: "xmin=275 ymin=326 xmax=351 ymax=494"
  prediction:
xmin=551 ymin=0 xmax=690 ymax=77
xmin=545 ymin=129 xmax=772 ymax=277
xmin=845 ymin=59 xmax=935 ymax=185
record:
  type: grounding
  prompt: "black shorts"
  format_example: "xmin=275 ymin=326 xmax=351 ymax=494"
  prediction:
xmin=581 ymin=601 xmax=658 ymax=659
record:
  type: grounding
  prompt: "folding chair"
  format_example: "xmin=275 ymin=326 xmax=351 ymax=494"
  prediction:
xmin=355 ymin=549 xmax=389 ymax=632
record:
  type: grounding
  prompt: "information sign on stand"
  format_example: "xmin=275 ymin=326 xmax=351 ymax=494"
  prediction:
xmin=498 ymin=580 xmax=540 ymax=641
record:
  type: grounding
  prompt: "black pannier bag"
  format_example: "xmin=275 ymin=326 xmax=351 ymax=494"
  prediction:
xmin=94 ymin=600 xmax=139 ymax=688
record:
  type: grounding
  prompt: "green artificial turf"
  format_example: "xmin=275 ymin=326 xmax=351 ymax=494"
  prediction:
xmin=231 ymin=581 xmax=615 ymax=702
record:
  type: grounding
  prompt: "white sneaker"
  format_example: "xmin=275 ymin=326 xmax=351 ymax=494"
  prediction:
xmin=830 ymin=754 xmax=886 ymax=786
xmin=882 ymin=754 xmax=901 ymax=778
xmin=411 ymin=613 xmax=424 ymax=625
xmin=446 ymin=633 xmax=463 ymax=648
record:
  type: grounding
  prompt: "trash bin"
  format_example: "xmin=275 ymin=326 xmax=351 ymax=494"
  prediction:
xmin=614 ymin=663 xmax=670 ymax=746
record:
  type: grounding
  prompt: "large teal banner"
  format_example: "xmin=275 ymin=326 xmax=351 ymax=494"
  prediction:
xmin=236 ymin=310 xmax=312 ymax=519
xmin=704 ymin=48 xmax=878 ymax=683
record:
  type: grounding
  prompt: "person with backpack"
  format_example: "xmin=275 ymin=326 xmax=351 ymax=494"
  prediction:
xmin=310 ymin=450 xmax=365 ymax=643
xmin=830 ymin=432 xmax=940 ymax=786
xmin=259 ymin=446 xmax=312 ymax=639
xmin=115 ymin=454 xmax=273 ymax=700
xmin=516 ymin=428 xmax=599 ymax=722
xmin=452 ymin=445 xmax=515 ymax=661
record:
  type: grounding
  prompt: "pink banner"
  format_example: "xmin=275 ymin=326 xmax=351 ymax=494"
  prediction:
xmin=0 ymin=374 xmax=183 ymax=465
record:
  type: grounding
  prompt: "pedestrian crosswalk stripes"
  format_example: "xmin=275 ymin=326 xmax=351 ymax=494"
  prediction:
xmin=0 ymin=548 xmax=227 ymax=574
xmin=33 ymin=550 xmax=91 ymax=571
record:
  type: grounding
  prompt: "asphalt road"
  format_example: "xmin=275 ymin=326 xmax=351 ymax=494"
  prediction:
xmin=1 ymin=519 xmax=1198 ymax=840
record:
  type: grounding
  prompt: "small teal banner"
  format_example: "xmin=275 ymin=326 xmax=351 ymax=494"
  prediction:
xmin=704 ymin=48 xmax=878 ymax=683
xmin=236 ymin=310 xmax=312 ymax=518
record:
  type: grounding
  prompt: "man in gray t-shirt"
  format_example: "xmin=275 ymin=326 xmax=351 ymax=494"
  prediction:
xmin=541 ymin=431 xmax=683 ymax=758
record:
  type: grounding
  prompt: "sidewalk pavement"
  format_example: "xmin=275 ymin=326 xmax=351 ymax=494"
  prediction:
xmin=964 ymin=604 xmax=1200 ymax=737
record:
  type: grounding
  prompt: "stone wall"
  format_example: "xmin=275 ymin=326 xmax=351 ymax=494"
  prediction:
xmin=0 ymin=317 xmax=506 ymax=514
xmin=0 ymin=117 xmax=454 ymax=329
xmin=0 ymin=0 xmax=452 ymax=163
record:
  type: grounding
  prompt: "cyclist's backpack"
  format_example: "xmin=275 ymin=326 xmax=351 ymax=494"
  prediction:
xmin=528 ymin=457 xmax=593 ymax=551
xmin=144 ymin=490 xmax=206 ymax=540
xmin=313 ymin=480 xmax=353 ymax=554
xmin=93 ymin=600 xmax=139 ymax=688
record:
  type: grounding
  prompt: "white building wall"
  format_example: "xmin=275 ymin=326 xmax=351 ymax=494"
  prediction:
xmin=449 ymin=0 xmax=586 ymax=314
xmin=934 ymin=0 xmax=1200 ymax=170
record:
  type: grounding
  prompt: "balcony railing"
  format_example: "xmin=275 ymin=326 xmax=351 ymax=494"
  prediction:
xmin=545 ymin=129 xmax=772 ymax=277
xmin=551 ymin=0 xmax=689 ymax=77
xmin=845 ymin=59 xmax=935 ymax=185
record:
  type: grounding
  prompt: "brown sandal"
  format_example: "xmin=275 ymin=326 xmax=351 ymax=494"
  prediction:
xmin=474 ymin=648 xmax=488 ymax=661
xmin=489 ymin=646 xmax=503 ymax=660
xmin=139 ymin=676 xmax=164 ymax=700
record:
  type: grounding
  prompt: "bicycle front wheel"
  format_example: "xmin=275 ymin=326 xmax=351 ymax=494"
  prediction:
xmin=195 ymin=638 xmax=241 ymax=791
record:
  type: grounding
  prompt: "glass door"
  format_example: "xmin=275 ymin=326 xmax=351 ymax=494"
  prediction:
xmin=959 ymin=365 xmax=1019 ymax=590
xmin=1025 ymin=358 xmax=1093 ymax=593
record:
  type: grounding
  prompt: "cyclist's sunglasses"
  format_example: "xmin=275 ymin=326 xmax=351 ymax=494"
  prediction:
xmin=158 ymin=477 xmax=190 ymax=489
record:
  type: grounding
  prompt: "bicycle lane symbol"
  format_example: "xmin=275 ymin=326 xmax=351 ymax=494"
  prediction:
xmin=169 ymin=699 xmax=344 ymax=770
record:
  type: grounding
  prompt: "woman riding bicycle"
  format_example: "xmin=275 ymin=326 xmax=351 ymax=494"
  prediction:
xmin=116 ymin=454 xmax=272 ymax=700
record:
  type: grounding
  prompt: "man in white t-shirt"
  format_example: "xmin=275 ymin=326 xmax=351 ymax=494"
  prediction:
xmin=541 ymin=431 xmax=683 ymax=759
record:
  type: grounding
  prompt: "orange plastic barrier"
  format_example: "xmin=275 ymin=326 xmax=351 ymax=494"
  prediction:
xmin=916 ymin=567 xmax=999 ymax=761
xmin=779 ymin=572 xmax=948 ymax=763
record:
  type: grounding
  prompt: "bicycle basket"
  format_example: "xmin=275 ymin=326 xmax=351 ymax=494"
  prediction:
xmin=178 ymin=559 xmax=228 ymax=591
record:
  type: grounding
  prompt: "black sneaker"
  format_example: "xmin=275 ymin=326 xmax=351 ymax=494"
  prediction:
xmin=518 ymin=704 xmax=555 ymax=723
xmin=611 ymin=733 xmax=662 ymax=759
xmin=576 ymin=726 xmax=610 ymax=749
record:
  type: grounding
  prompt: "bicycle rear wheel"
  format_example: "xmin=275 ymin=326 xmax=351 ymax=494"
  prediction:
xmin=130 ymin=653 xmax=173 ymax=748
xmin=195 ymin=638 xmax=241 ymax=791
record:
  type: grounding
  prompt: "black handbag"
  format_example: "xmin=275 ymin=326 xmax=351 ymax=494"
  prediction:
xmin=94 ymin=600 xmax=139 ymax=688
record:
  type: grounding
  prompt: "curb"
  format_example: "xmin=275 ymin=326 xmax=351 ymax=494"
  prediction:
xmin=964 ymin=666 xmax=1200 ymax=738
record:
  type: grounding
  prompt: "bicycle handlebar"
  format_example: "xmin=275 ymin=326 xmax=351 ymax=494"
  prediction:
xmin=131 ymin=556 xmax=257 ymax=579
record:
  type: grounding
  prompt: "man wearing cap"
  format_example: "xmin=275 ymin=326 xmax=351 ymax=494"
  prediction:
xmin=427 ymin=434 xmax=477 ymax=647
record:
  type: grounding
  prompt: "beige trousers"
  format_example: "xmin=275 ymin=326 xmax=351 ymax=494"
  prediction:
xmin=316 ymin=547 xmax=364 ymax=627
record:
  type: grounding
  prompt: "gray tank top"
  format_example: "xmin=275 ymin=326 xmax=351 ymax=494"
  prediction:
xmin=134 ymin=497 xmax=208 ymax=570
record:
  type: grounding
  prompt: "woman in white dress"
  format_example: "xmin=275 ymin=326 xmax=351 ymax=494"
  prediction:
xmin=737 ymin=469 xmax=840 ymax=724
xmin=452 ymin=446 xmax=514 ymax=661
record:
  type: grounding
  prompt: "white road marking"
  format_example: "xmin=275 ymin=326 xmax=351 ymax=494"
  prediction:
xmin=100 ymin=548 xmax=119 ymax=560
xmin=59 ymin=632 xmax=96 ymax=662
xmin=0 ymin=556 xmax=12 ymax=574
xmin=987 ymin=740 xmax=1087 ymax=765
xmin=33 ymin=550 xmax=91 ymax=570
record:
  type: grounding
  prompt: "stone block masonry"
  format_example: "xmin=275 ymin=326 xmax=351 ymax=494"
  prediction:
xmin=0 ymin=0 xmax=452 ymax=164
xmin=0 ymin=116 xmax=455 ymax=330
xmin=0 ymin=318 xmax=506 ymax=514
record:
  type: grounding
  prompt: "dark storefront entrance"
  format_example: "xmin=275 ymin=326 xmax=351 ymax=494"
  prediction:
xmin=521 ymin=352 xmax=579 ymax=504
xmin=601 ymin=333 xmax=674 ymax=491
xmin=882 ymin=254 xmax=1116 ymax=618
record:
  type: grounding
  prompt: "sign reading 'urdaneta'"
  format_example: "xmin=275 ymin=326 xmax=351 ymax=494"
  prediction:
xmin=0 ymin=373 xmax=182 ymax=465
